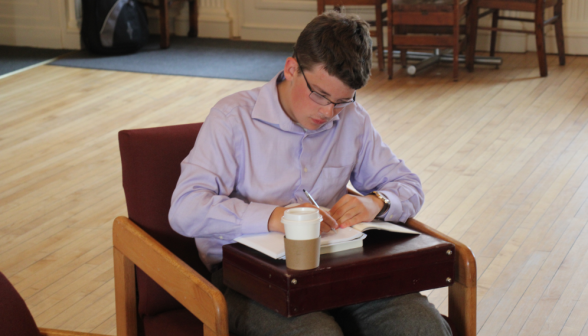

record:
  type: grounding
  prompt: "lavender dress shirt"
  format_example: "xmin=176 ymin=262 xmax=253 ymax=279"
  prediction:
xmin=169 ymin=73 xmax=424 ymax=270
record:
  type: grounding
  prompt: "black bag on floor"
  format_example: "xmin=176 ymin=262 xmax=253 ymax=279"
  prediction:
xmin=81 ymin=0 xmax=149 ymax=55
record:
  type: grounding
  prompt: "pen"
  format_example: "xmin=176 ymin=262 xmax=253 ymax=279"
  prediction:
xmin=303 ymin=189 xmax=337 ymax=232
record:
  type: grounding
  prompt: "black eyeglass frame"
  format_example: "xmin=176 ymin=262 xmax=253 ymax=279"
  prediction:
xmin=295 ymin=55 xmax=356 ymax=109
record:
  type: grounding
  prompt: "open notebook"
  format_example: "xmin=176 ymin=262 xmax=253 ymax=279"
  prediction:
xmin=234 ymin=220 xmax=419 ymax=260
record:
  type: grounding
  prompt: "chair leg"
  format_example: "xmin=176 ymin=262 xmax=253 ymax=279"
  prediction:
xmin=490 ymin=9 xmax=498 ymax=57
xmin=449 ymin=282 xmax=477 ymax=336
xmin=387 ymin=0 xmax=394 ymax=79
xmin=188 ymin=0 xmax=198 ymax=37
xmin=535 ymin=7 xmax=548 ymax=77
xmin=159 ymin=0 xmax=170 ymax=49
xmin=114 ymin=248 xmax=138 ymax=336
xmin=453 ymin=40 xmax=459 ymax=81
xmin=466 ymin=0 xmax=479 ymax=72
xmin=400 ymin=49 xmax=408 ymax=68
xmin=554 ymin=0 xmax=565 ymax=66
xmin=317 ymin=0 xmax=325 ymax=15
xmin=452 ymin=3 xmax=460 ymax=81
xmin=375 ymin=1 xmax=385 ymax=72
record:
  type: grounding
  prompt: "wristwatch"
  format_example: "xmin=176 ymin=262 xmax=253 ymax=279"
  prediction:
xmin=370 ymin=191 xmax=390 ymax=218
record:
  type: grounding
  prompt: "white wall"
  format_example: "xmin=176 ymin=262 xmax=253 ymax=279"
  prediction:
xmin=0 ymin=0 xmax=81 ymax=49
xmin=0 ymin=0 xmax=586 ymax=55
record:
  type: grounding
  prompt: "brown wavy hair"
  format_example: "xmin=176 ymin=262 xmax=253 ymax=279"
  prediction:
xmin=294 ymin=11 xmax=372 ymax=90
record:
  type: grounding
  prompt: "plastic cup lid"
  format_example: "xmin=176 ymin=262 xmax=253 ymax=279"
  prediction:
xmin=283 ymin=207 xmax=321 ymax=221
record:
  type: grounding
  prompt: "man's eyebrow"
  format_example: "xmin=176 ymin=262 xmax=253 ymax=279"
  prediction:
xmin=310 ymin=83 xmax=331 ymax=97
xmin=311 ymin=83 xmax=354 ymax=102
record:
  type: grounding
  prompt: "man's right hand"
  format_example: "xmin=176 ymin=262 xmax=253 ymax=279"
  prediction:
xmin=268 ymin=203 xmax=339 ymax=234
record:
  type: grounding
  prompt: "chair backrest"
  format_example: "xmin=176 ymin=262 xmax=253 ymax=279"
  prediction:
xmin=0 ymin=272 xmax=41 ymax=336
xmin=118 ymin=123 xmax=206 ymax=319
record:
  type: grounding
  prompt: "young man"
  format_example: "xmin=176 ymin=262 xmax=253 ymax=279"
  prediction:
xmin=170 ymin=11 xmax=452 ymax=336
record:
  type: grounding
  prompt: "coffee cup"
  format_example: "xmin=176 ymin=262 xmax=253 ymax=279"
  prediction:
xmin=281 ymin=207 xmax=321 ymax=270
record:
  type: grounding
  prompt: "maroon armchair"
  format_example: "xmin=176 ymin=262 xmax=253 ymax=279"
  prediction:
xmin=114 ymin=123 xmax=476 ymax=336
xmin=116 ymin=123 xmax=230 ymax=336
xmin=0 ymin=272 xmax=108 ymax=336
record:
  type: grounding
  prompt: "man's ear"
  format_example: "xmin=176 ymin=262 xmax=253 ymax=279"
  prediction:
xmin=283 ymin=57 xmax=298 ymax=81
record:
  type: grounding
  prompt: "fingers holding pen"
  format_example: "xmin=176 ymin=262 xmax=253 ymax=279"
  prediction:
xmin=329 ymin=195 xmax=358 ymax=225
xmin=329 ymin=195 xmax=373 ymax=228
xmin=297 ymin=202 xmax=339 ymax=233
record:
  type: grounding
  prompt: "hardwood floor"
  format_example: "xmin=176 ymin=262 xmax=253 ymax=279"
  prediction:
xmin=1 ymin=54 xmax=587 ymax=335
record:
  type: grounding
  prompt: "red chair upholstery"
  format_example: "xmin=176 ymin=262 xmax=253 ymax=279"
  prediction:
xmin=0 ymin=272 xmax=108 ymax=336
xmin=0 ymin=272 xmax=41 ymax=336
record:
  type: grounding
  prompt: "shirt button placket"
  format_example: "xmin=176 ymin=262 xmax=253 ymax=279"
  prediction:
xmin=300 ymin=134 xmax=311 ymax=195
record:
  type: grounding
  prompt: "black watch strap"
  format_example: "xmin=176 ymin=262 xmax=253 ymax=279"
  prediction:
xmin=371 ymin=191 xmax=390 ymax=218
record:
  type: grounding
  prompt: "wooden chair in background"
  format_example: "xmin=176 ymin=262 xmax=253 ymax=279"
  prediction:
xmin=467 ymin=0 xmax=565 ymax=77
xmin=387 ymin=0 xmax=475 ymax=81
xmin=317 ymin=0 xmax=387 ymax=71
xmin=114 ymin=123 xmax=477 ymax=336
xmin=141 ymin=0 xmax=198 ymax=49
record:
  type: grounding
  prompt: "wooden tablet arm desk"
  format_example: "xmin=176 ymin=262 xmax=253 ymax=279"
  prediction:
xmin=113 ymin=216 xmax=476 ymax=336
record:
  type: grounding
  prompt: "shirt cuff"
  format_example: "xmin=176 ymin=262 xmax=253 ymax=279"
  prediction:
xmin=240 ymin=202 xmax=277 ymax=235
xmin=377 ymin=190 xmax=403 ymax=223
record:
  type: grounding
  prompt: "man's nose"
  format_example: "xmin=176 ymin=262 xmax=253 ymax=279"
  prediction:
xmin=320 ymin=104 xmax=336 ymax=118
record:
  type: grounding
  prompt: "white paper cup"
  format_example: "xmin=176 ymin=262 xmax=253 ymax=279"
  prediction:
xmin=281 ymin=207 xmax=322 ymax=240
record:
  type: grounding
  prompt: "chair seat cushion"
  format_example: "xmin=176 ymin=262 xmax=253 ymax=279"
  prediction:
xmin=143 ymin=308 xmax=203 ymax=336
xmin=143 ymin=308 xmax=238 ymax=336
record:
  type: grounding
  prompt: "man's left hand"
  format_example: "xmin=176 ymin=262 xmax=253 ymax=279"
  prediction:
xmin=329 ymin=194 xmax=384 ymax=228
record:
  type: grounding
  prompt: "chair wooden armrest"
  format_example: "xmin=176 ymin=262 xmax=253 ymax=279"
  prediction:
xmin=38 ymin=329 xmax=108 ymax=336
xmin=405 ymin=218 xmax=477 ymax=336
xmin=112 ymin=216 xmax=229 ymax=336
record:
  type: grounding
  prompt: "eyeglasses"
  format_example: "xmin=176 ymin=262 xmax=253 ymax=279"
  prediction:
xmin=296 ymin=56 xmax=356 ymax=109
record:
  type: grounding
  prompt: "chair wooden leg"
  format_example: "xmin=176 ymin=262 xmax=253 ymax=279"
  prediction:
xmin=159 ymin=0 xmax=170 ymax=49
xmin=535 ymin=7 xmax=547 ymax=77
xmin=317 ymin=0 xmax=325 ymax=15
xmin=554 ymin=0 xmax=565 ymax=65
xmin=188 ymin=0 xmax=198 ymax=37
xmin=490 ymin=9 xmax=498 ymax=56
xmin=387 ymin=0 xmax=394 ymax=79
xmin=453 ymin=3 xmax=460 ymax=81
xmin=114 ymin=248 xmax=138 ymax=336
xmin=465 ymin=0 xmax=479 ymax=72
xmin=375 ymin=1 xmax=385 ymax=71
xmin=449 ymin=282 xmax=477 ymax=336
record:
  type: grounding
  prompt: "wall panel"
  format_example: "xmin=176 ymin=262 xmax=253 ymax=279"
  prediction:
xmin=0 ymin=0 xmax=80 ymax=49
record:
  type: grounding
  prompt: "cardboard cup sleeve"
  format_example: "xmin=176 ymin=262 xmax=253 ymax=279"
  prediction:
xmin=284 ymin=237 xmax=320 ymax=270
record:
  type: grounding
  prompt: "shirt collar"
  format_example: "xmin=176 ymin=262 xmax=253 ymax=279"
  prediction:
xmin=251 ymin=72 xmax=340 ymax=135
